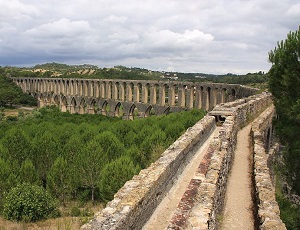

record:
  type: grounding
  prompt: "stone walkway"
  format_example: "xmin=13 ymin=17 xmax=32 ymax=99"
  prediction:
xmin=221 ymin=124 xmax=255 ymax=230
xmin=142 ymin=127 xmax=220 ymax=230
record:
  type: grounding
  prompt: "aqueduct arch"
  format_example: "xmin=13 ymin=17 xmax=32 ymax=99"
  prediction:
xmin=12 ymin=77 xmax=258 ymax=120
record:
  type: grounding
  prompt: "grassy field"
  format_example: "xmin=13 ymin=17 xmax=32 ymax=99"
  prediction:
xmin=0 ymin=203 xmax=104 ymax=230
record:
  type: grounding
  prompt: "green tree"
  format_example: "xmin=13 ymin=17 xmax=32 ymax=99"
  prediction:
xmin=141 ymin=129 xmax=166 ymax=163
xmin=2 ymin=183 xmax=57 ymax=222
xmin=94 ymin=131 xmax=124 ymax=161
xmin=268 ymin=26 xmax=300 ymax=228
xmin=0 ymin=158 xmax=18 ymax=207
xmin=99 ymin=156 xmax=140 ymax=201
xmin=1 ymin=127 xmax=32 ymax=167
xmin=165 ymin=121 xmax=185 ymax=140
xmin=19 ymin=158 xmax=40 ymax=185
xmin=31 ymin=131 xmax=61 ymax=183
xmin=0 ymin=75 xmax=37 ymax=106
xmin=76 ymin=138 xmax=108 ymax=204
xmin=0 ymin=88 xmax=19 ymax=106
xmin=47 ymin=156 xmax=71 ymax=204
xmin=125 ymin=146 xmax=146 ymax=168
xmin=63 ymin=134 xmax=85 ymax=195
xmin=268 ymin=26 xmax=300 ymax=193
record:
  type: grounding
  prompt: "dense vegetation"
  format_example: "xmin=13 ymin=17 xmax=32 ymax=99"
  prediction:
xmin=0 ymin=69 xmax=37 ymax=107
xmin=269 ymin=26 xmax=300 ymax=229
xmin=3 ymin=183 xmax=57 ymax=222
xmin=0 ymin=106 xmax=205 ymax=221
xmin=177 ymin=71 xmax=268 ymax=88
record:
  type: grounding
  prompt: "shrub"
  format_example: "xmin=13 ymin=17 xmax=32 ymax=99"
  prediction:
xmin=2 ymin=183 xmax=58 ymax=222
xmin=70 ymin=206 xmax=81 ymax=217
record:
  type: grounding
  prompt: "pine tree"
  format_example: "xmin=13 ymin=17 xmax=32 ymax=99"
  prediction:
xmin=268 ymin=26 xmax=300 ymax=193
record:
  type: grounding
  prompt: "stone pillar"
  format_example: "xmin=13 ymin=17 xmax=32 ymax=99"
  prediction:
xmin=90 ymin=81 xmax=95 ymax=97
xmin=195 ymin=87 xmax=203 ymax=109
xmin=119 ymin=83 xmax=125 ymax=101
xmin=66 ymin=81 xmax=70 ymax=95
xmin=73 ymin=81 xmax=78 ymax=96
xmin=94 ymin=82 xmax=100 ymax=98
xmin=212 ymin=88 xmax=217 ymax=107
xmin=168 ymin=85 xmax=176 ymax=106
xmin=106 ymin=82 xmax=112 ymax=99
xmin=39 ymin=80 xmax=43 ymax=92
xmin=99 ymin=82 xmax=105 ymax=98
xmin=35 ymin=80 xmax=38 ymax=92
xmin=134 ymin=84 xmax=140 ymax=103
xmin=206 ymin=88 xmax=211 ymax=110
xmin=112 ymin=83 xmax=119 ymax=100
xmin=177 ymin=85 xmax=185 ymax=107
xmin=49 ymin=81 xmax=53 ymax=93
xmin=78 ymin=82 xmax=82 ymax=96
xmin=83 ymin=81 xmax=88 ymax=97
xmin=46 ymin=80 xmax=49 ymax=93
xmin=159 ymin=85 xmax=166 ymax=106
xmin=186 ymin=86 xmax=194 ymax=109
xmin=87 ymin=81 xmax=92 ymax=97
xmin=54 ymin=81 xmax=58 ymax=94
xmin=59 ymin=81 xmax=63 ymax=94
xmin=217 ymin=89 xmax=222 ymax=104
xmin=126 ymin=84 xmax=133 ymax=102
xmin=150 ymin=85 xmax=157 ymax=105
xmin=201 ymin=87 xmax=207 ymax=111
xmin=142 ymin=84 xmax=149 ymax=103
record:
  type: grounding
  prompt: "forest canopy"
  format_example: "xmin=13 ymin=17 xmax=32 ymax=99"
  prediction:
xmin=0 ymin=106 xmax=205 ymax=219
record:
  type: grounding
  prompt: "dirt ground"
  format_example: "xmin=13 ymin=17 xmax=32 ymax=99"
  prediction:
xmin=0 ymin=217 xmax=82 ymax=230
xmin=0 ymin=203 xmax=104 ymax=230
xmin=221 ymin=124 xmax=255 ymax=230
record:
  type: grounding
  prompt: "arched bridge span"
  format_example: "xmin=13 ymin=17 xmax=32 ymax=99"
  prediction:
xmin=12 ymin=77 xmax=257 ymax=119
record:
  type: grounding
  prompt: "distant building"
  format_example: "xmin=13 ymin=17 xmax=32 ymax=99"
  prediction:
xmin=160 ymin=73 xmax=178 ymax=80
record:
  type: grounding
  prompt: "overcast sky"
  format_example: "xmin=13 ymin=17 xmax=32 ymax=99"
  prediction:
xmin=0 ymin=0 xmax=299 ymax=74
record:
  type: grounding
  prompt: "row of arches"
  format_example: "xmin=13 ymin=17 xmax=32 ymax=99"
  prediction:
xmin=37 ymin=93 xmax=177 ymax=120
xmin=12 ymin=78 xmax=254 ymax=111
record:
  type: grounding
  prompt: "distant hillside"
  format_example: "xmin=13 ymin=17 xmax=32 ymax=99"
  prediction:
xmin=2 ymin=63 xmax=268 ymax=89
xmin=34 ymin=62 xmax=98 ymax=70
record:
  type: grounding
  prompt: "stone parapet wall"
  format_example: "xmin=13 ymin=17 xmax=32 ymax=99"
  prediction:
xmin=187 ymin=92 xmax=273 ymax=229
xmin=251 ymin=106 xmax=286 ymax=230
xmin=209 ymin=93 xmax=272 ymax=124
xmin=81 ymin=115 xmax=216 ymax=230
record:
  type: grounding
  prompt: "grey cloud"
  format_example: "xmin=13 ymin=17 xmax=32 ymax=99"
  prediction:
xmin=0 ymin=0 xmax=299 ymax=73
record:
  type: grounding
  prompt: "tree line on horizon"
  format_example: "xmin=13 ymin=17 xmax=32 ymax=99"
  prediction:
xmin=1 ymin=64 xmax=268 ymax=89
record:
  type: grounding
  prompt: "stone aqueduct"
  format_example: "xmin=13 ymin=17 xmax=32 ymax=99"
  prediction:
xmin=11 ymin=77 xmax=285 ymax=229
xmin=12 ymin=77 xmax=257 ymax=118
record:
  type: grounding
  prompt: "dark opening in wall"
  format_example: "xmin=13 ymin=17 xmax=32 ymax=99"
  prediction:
xmin=214 ymin=115 xmax=226 ymax=125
